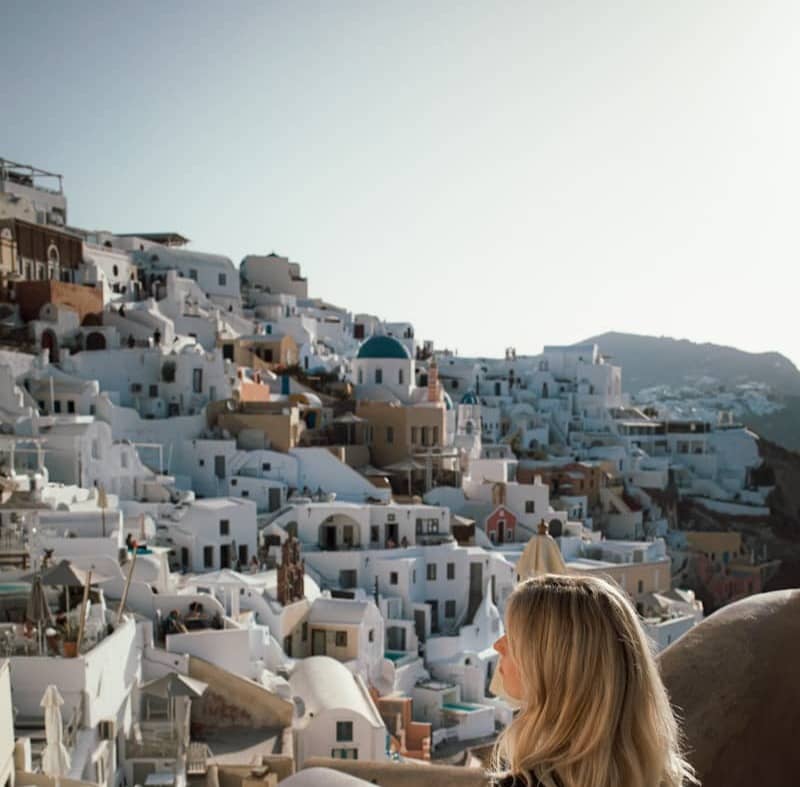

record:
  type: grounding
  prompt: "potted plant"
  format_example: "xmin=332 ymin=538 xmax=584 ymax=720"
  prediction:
xmin=58 ymin=617 xmax=79 ymax=658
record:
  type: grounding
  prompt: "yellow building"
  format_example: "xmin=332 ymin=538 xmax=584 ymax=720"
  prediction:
xmin=356 ymin=400 xmax=446 ymax=468
xmin=220 ymin=332 xmax=299 ymax=370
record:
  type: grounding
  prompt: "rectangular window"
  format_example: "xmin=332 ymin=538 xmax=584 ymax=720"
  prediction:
xmin=218 ymin=272 xmax=227 ymax=286
xmin=203 ymin=546 xmax=214 ymax=568
xmin=386 ymin=426 xmax=394 ymax=444
xmin=149 ymin=384 xmax=158 ymax=398
xmin=416 ymin=518 xmax=423 ymax=535
xmin=192 ymin=368 xmax=203 ymax=393
xmin=390 ymin=571 xmax=398 ymax=585
xmin=189 ymin=269 xmax=198 ymax=281
xmin=426 ymin=563 xmax=437 ymax=581
xmin=262 ymin=462 xmax=271 ymax=472
xmin=432 ymin=426 xmax=439 ymax=444
xmin=335 ymin=631 xmax=348 ymax=647
xmin=637 ymin=580 xmax=644 ymax=594
xmin=447 ymin=562 xmax=455 ymax=580
xmin=375 ymin=368 xmax=383 ymax=384
xmin=371 ymin=525 xmax=379 ymax=543
xmin=411 ymin=426 xmax=419 ymax=445
xmin=67 ymin=400 xmax=76 ymax=413
xmin=220 ymin=519 xmax=230 ymax=536
xmin=302 ymin=622 xmax=308 ymax=642
xmin=368 ymin=629 xmax=374 ymax=643
xmin=525 ymin=501 xmax=535 ymax=514
xmin=445 ymin=600 xmax=456 ymax=618
xmin=53 ymin=400 xmax=61 ymax=413
xmin=336 ymin=721 xmax=353 ymax=742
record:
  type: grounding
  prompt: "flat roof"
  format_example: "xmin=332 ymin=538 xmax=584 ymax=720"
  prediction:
xmin=116 ymin=232 xmax=190 ymax=246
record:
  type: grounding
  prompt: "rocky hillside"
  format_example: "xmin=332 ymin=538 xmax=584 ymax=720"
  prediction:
xmin=580 ymin=331 xmax=800 ymax=395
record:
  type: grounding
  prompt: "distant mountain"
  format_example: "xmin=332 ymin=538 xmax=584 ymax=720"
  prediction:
xmin=580 ymin=332 xmax=800 ymax=395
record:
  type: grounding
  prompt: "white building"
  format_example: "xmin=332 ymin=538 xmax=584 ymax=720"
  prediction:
xmin=289 ymin=656 xmax=387 ymax=766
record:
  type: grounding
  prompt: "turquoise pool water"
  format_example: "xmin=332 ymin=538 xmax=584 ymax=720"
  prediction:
xmin=384 ymin=650 xmax=407 ymax=662
xmin=442 ymin=702 xmax=479 ymax=712
xmin=0 ymin=583 xmax=30 ymax=595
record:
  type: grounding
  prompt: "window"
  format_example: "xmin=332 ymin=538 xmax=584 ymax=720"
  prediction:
xmin=371 ymin=525 xmax=379 ymax=543
xmin=336 ymin=721 xmax=353 ymax=742
xmin=302 ymin=622 xmax=308 ymax=642
xmin=637 ymin=580 xmax=644 ymax=594
xmin=53 ymin=400 xmax=61 ymax=413
xmin=203 ymin=546 xmax=214 ymax=568
xmin=398 ymin=369 xmax=404 ymax=384
xmin=149 ymin=384 xmax=158 ymax=398
xmin=426 ymin=563 xmax=437 ymax=581
xmin=390 ymin=571 xmax=398 ymax=585
xmin=411 ymin=426 xmax=419 ymax=445
xmin=199 ymin=458 xmax=205 ymax=467
xmin=220 ymin=519 xmax=230 ymax=536
xmin=218 ymin=272 xmax=227 ymax=287
xmin=331 ymin=748 xmax=358 ymax=759
xmin=121 ymin=452 xmax=128 ymax=469
xmin=241 ymin=490 xmax=249 ymax=498
xmin=432 ymin=426 xmax=439 ymax=444
xmin=189 ymin=269 xmax=198 ymax=281
xmin=67 ymin=400 xmax=75 ymax=414
xmin=357 ymin=369 xmax=363 ymax=384
xmin=445 ymin=600 xmax=456 ymax=618
xmin=192 ymin=368 xmax=203 ymax=393
xmin=525 ymin=501 xmax=535 ymax=514
xmin=375 ymin=368 xmax=383 ymax=384
xmin=447 ymin=562 xmax=455 ymax=580
xmin=368 ymin=629 xmax=374 ymax=643
xmin=386 ymin=426 xmax=394 ymax=444
xmin=262 ymin=462 xmax=271 ymax=472
xmin=335 ymin=631 xmax=348 ymax=647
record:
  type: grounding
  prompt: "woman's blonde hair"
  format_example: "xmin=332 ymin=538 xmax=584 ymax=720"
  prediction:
xmin=491 ymin=574 xmax=697 ymax=787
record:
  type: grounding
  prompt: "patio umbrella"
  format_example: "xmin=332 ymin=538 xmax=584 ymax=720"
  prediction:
xmin=40 ymin=684 xmax=71 ymax=777
xmin=26 ymin=560 xmax=109 ymax=628
xmin=25 ymin=573 xmax=53 ymax=655
xmin=140 ymin=673 xmax=208 ymax=745
xmin=385 ymin=459 xmax=423 ymax=496
xmin=140 ymin=673 xmax=208 ymax=699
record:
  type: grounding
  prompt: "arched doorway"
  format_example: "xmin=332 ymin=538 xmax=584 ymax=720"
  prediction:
xmin=86 ymin=331 xmax=107 ymax=351
xmin=41 ymin=329 xmax=59 ymax=363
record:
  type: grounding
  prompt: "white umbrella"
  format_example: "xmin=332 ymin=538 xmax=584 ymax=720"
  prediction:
xmin=41 ymin=684 xmax=71 ymax=777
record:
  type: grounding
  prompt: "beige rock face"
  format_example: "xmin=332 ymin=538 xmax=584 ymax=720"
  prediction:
xmin=659 ymin=589 xmax=800 ymax=787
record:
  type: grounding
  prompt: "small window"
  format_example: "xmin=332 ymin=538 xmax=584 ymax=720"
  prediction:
xmin=149 ymin=384 xmax=158 ymax=398
xmin=398 ymin=369 xmax=404 ymax=384
xmin=445 ymin=600 xmax=456 ymax=618
xmin=192 ymin=369 xmax=203 ymax=393
xmin=368 ymin=629 xmax=374 ymax=643
xmin=199 ymin=459 xmax=205 ymax=467
xmin=53 ymin=400 xmax=61 ymax=413
xmin=525 ymin=501 xmax=535 ymax=514
xmin=203 ymin=546 xmax=214 ymax=568
xmin=335 ymin=631 xmax=348 ymax=647
xmin=220 ymin=519 xmax=230 ymax=536
xmin=231 ymin=479 xmax=238 ymax=487
xmin=637 ymin=580 xmax=644 ymax=594
xmin=262 ymin=462 xmax=271 ymax=472
xmin=218 ymin=272 xmax=227 ymax=286
xmin=336 ymin=721 xmax=353 ymax=742
xmin=426 ymin=563 xmax=437 ymax=581
xmin=67 ymin=400 xmax=76 ymax=413
xmin=375 ymin=368 xmax=383 ymax=384
xmin=447 ymin=562 xmax=455 ymax=580
xmin=189 ymin=269 xmax=198 ymax=281
xmin=302 ymin=622 xmax=308 ymax=642
xmin=386 ymin=426 xmax=394 ymax=444
xmin=390 ymin=571 xmax=398 ymax=585
xmin=112 ymin=264 xmax=119 ymax=277
xmin=241 ymin=490 xmax=249 ymax=498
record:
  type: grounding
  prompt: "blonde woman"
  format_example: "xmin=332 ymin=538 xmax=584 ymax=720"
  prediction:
xmin=491 ymin=574 xmax=697 ymax=787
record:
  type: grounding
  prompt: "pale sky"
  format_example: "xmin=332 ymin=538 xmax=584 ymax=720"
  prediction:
xmin=3 ymin=1 xmax=798 ymax=366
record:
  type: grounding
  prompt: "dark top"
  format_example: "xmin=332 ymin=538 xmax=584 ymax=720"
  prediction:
xmin=493 ymin=772 xmax=560 ymax=787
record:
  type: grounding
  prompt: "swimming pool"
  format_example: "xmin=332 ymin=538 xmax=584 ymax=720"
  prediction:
xmin=442 ymin=702 xmax=481 ymax=713
xmin=384 ymin=650 xmax=408 ymax=662
xmin=0 ymin=583 xmax=30 ymax=595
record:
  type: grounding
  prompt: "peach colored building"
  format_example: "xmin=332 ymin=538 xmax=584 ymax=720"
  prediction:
xmin=220 ymin=332 xmax=299 ymax=370
xmin=356 ymin=400 xmax=446 ymax=468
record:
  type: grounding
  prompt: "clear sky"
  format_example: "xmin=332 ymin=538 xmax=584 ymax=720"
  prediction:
xmin=3 ymin=1 xmax=798 ymax=366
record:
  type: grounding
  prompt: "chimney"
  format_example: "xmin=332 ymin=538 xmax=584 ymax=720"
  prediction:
xmin=427 ymin=360 xmax=441 ymax=402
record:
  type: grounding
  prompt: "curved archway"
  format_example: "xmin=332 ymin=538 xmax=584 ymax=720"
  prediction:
xmin=86 ymin=331 xmax=107 ymax=351
xmin=318 ymin=514 xmax=362 ymax=550
xmin=548 ymin=518 xmax=563 ymax=538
